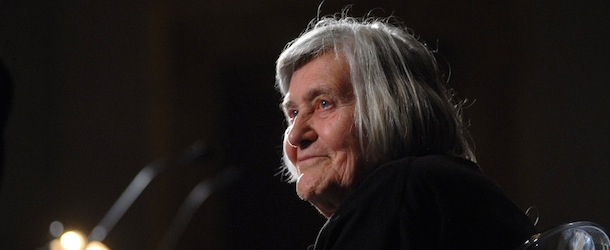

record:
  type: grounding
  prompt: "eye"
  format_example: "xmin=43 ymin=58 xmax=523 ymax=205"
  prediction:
xmin=319 ymin=100 xmax=331 ymax=109
xmin=287 ymin=109 xmax=298 ymax=122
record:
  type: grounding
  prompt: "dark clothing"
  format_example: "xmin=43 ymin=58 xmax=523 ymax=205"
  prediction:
xmin=310 ymin=155 xmax=536 ymax=250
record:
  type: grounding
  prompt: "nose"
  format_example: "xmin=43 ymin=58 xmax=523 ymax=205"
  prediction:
xmin=286 ymin=115 xmax=317 ymax=149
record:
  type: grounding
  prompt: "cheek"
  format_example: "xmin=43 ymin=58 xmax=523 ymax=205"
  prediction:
xmin=327 ymin=121 xmax=361 ymax=174
xmin=325 ymin=114 xmax=357 ymax=149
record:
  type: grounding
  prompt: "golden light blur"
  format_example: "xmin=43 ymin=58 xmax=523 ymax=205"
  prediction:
xmin=49 ymin=230 xmax=110 ymax=250
xmin=59 ymin=231 xmax=86 ymax=250
xmin=85 ymin=241 xmax=110 ymax=250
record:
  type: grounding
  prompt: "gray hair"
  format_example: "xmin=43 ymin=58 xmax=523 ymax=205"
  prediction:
xmin=276 ymin=15 xmax=475 ymax=182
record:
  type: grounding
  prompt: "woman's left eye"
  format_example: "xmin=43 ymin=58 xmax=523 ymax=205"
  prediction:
xmin=319 ymin=100 xmax=331 ymax=109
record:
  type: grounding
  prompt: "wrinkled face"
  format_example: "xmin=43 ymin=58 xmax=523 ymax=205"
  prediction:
xmin=282 ymin=53 xmax=363 ymax=217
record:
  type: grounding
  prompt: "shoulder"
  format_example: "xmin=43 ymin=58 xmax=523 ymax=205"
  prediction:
xmin=324 ymin=155 xmax=534 ymax=249
xmin=374 ymin=155 xmax=483 ymax=187
xmin=354 ymin=155 xmax=486 ymax=199
xmin=381 ymin=155 xmax=535 ymax=249
xmin=356 ymin=154 xmax=495 ymax=217
xmin=380 ymin=155 xmax=508 ymax=204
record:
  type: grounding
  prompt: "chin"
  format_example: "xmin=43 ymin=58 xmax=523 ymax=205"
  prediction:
xmin=295 ymin=173 xmax=318 ymax=201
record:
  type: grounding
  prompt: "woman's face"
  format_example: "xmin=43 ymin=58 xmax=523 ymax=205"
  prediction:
xmin=282 ymin=53 xmax=364 ymax=217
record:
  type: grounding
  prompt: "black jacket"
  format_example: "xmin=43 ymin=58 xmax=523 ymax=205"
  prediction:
xmin=310 ymin=155 xmax=536 ymax=249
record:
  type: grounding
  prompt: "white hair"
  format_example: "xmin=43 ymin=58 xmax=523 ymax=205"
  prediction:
xmin=276 ymin=15 xmax=475 ymax=182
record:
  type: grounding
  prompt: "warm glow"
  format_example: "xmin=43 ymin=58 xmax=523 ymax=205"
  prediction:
xmin=49 ymin=239 xmax=63 ymax=250
xmin=85 ymin=241 xmax=110 ymax=250
xmin=60 ymin=231 xmax=86 ymax=250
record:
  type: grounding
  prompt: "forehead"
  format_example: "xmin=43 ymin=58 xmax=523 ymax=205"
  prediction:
xmin=283 ymin=53 xmax=351 ymax=105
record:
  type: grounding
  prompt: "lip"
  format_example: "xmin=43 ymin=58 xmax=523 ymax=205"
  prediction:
xmin=297 ymin=154 xmax=324 ymax=163
xmin=296 ymin=155 xmax=327 ymax=171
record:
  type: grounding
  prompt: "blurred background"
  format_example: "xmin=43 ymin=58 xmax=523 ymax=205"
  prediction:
xmin=0 ymin=0 xmax=609 ymax=249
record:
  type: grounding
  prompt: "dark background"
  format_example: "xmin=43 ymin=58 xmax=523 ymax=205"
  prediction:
xmin=1 ymin=0 xmax=609 ymax=249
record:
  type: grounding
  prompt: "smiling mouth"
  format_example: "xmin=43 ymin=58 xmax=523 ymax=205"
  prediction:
xmin=296 ymin=156 xmax=326 ymax=171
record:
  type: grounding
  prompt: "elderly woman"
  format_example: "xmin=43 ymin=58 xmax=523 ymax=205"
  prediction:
xmin=276 ymin=15 xmax=535 ymax=249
